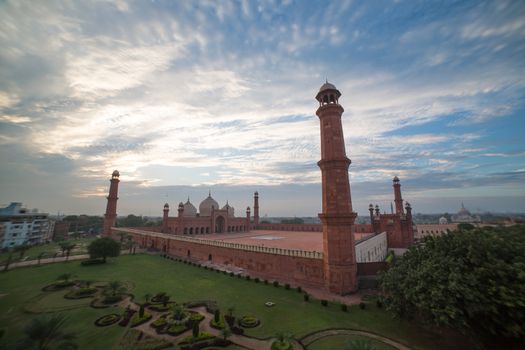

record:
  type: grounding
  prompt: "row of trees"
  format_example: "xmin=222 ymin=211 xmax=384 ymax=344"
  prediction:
xmin=380 ymin=225 xmax=525 ymax=346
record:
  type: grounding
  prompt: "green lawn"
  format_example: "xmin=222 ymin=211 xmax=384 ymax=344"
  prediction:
xmin=0 ymin=254 xmax=473 ymax=349
xmin=0 ymin=237 xmax=96 ymax=264
xmin=308 ymin=334 xmax=396 ymax=350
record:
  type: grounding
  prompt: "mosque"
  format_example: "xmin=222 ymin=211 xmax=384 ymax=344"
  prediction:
xmin=103 ymin=82 xmax=415 ymax=295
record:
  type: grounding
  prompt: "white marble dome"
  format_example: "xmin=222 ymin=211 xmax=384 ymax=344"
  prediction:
xmin=183 ymin=198 xmax=197 ymax=217
xmin=199 ymin=193 xmax=219 ymax=217
xmin=222 ymin=202 xmax=235 ymax=217
xmin=439 ymin=216 xmax=448 ymax=225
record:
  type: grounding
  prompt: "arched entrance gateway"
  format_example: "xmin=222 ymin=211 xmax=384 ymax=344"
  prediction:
xmin=215 ymin=215 xmax=225 ymax=233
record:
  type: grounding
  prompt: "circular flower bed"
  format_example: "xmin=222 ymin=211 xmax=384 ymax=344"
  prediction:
xmin=271 ymin=340 xmax=293 ymax=350
xmin=95 ymin=313 xmax=121 ymax=327
xmin=239 ymin=315 xmax=260 ymax=328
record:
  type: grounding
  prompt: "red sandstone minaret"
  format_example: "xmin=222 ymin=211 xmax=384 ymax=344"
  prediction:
xmin=316 ymin=81 xmax=358 ymax=294
xmin=103 ymin=170 xmax=120 ymax=236
xmin=393 ymin=176 xmax=404 ymax=215
xmin=246 ymin=206 xmax=251 ymax=231
xmin=162 ymin=203 xmax=169 ymax=233
xmin=253 ymin=191 xmax=259 ymax=226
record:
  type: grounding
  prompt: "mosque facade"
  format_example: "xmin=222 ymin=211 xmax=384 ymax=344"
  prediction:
xmin=102 ymin=82 xmax=415 ymax=295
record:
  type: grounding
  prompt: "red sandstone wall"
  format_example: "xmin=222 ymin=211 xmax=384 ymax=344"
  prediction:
xmin=255 ymin=223 xmax=322 ymax=232
xmin=124 ymin=230 xmax=325 ymax=289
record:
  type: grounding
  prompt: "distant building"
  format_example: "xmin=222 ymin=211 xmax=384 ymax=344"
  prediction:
xmin=452 ymin=203 xmax=481 ymax=223
xmin=0 ymin=202 xmax=52 ymax=248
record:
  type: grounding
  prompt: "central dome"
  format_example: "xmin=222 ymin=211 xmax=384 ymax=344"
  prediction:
xmin=199 ymin=192 xmax=219 ymax=217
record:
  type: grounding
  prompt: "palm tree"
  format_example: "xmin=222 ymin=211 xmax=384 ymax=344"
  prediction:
xmin=105 ymin=280 xmax=125 ymax=297
xmin=64 ymin=243 xmax=76 ymax=261
xmin=57 ymin=241 xmax=69 ymax=257
xmin=37 ymin=252 xmax=46 ymax=266
xmin=2 ymin=252 xmax=13 ymax=272
xmin=16 ymin=314 xmax=77 ymax=350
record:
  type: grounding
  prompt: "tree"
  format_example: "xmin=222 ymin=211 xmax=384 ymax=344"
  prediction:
xmin=144 ymin=293 xmax=151 ymax=303
xmin=37 ymin=252 xmax=45 ymax=266
xmin=172 ymin=305 xmax=185 ymax=321
xmin=380 ymin=226 xmax=525 ymax=344
xmin=214 ymin=309 xmax=220 ymax=323
xmin=16 ymin=314 xmax=77 ymax=350
xmin=192 ymin=321 xmax=199 ymax=338
xmin=457 ymin=223 xmax=475 ymax=231
xmin=58 ymin=242 xmax=76 ymax=261
xmin=57 ymin=241 xmax=69 ymax=257
xmin=2 ymin=252 xmax=13 ymax=272
xmin=87 ymin=237 xmax=120 ymax=262
xmin=14 ymin=244 xmax=28 ymax=260
xmin=220 ymin=327 xmax=232 ymax=341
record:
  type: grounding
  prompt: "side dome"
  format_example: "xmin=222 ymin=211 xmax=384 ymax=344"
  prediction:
xmin=439 ymin=216 xmax=448 ymax=225
xmin=319 ymin=81 xmax=337 ymax=92
xmin=199 ymin=193 xmax=219 ymax=217
xmin=183 ymin=198 xmax=197 ymax=217
xmin=222 ymin=202 xmax=235 ymax=217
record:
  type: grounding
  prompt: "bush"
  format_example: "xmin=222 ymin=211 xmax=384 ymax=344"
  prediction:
xmin=321 ymin=300 xmax=328 ymax=307
xmin=95 ymin=313 xmax=121 ymax=327
xmin=167 ymin=324 xmax=188 ymax=336
xmin=81 ymin=259 xmax=105 ymax=266
xmin=229 ymin=272 xmax=234 ymax=277
xmin=119 ymin=309 xmax=136 ymax=327
xmin=273 ymin=281 xmax=279 ymax=287
xmin=303 ymin=294 xmax=309 ymax=302
xmin=271 ymin=340 xmax=293 ymax=350
xmin=376 ymin=299 xmax=383 ymax=308
xmin=210 ymin=317 xmax=226 ymax=330
xmin=284 ymin=284 xmax=290 ymax=290
xmin=254 ymin=278 xmax=260 ymax=283
xmin=359 ymin=302 xmax=366 ymax=310
xmin=214 ymin=309 xmax=221 ymax=323
xmin=239 ymin=315 xmax=260 ymax=328
xmin=296 ymin=286 xmax=302 ymax=293
xmin=150 ymin=317 xmax=167 ymax=329
xmin=264 ymin=280 xmax=268 ymax=285
xmin=245 ymin=275 xmax=251 ymax=280
xmin=341 ymin=304 xmax=348 ymax=312
xmin=130 ymin=311 xmax=152 ymax=327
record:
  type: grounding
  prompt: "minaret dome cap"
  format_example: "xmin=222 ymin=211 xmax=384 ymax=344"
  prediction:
xmin=112 ymin=170 xmax=120 ymax=177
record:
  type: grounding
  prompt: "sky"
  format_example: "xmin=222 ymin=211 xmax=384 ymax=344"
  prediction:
xmin=0 ymin=0 xmax=524 ymax=217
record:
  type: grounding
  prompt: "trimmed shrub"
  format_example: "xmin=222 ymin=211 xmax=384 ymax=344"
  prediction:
xmin=254 ymin=278 xmax=260 ymax=283
xmin=130 ymin=311 xmax=152 ymax=327
xmin=271 ymin=340 xmax=293 ymax=350
xmin=119 ymin=309 xmax=136 ymax=327
xmin=150 ymin=317 xmax=167 ymax=329
xmin=303 ymin=294 xmax=309 ymax=302
xmin=341 ymin=304 xmax=348 ymax=312
xmin=376 ymin=299 xmax=383 ymax=308
xmin=284 ymin=283 xmax=290 ymax=290
xmin=167 ymin=324 xmax=188 ymax=336
xmin=229 ymin=272 xmax=234 ymax=277
xmin=95 ymin=313 xmax=121 ymax=327
xmin=231 ymin=326 xmax=244 ymax=335
xmin=359 ymin=302 xmax=366 ymax=310
xmin=81 ymin=259 xmax=105 ymax=266
xmin=245 ymin=275 xmax=251 ymax=280
xmin=214 ymin=309 xmax=221 ymax=323
xmin=321 ymin=300 xmax=328 ymax=307
xmin=151 ymin=292 xmax=167 ymax=303
xmin=239 ymin=315 xmax=260 ymax=328
xmin=264 ymin=280 xmax=268 ymax=285
xmin=273 ymin=281 xmax=279 ymax=287
xmin=296 ymin=286 xmax=302 ymax=293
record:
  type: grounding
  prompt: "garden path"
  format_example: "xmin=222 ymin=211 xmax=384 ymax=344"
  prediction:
xmin=300 ymin=328 xmax=412 ymax=350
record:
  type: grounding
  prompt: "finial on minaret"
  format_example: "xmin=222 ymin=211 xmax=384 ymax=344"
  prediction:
xmin=208 ymin=189 xmax=211 ymax=197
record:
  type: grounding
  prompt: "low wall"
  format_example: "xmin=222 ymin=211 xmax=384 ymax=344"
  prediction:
xmin=113 ymin=228 xmax=325 ymax=289
xmin=255 ymin=223 xmax=322 ymax=232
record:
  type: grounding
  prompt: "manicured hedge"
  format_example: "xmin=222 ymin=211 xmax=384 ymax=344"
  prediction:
xmin=95 ymin=313 xmax=121 ymax=327
xmin=130 ymin=311 xmax=152 ymax=327
xmin=239 ymin=315 xmax=260 ymax=328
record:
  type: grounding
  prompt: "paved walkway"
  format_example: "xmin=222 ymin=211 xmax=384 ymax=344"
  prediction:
xmin=5 ymin=254 xmax=90 ymax=270
xmin=300 ymin=329 xmax=412 ymax=350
